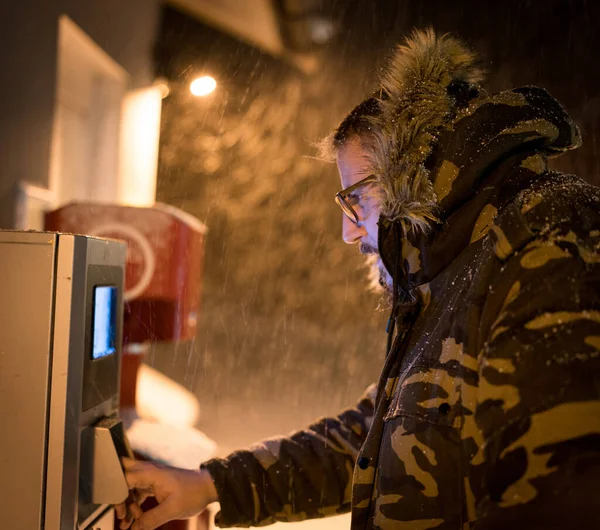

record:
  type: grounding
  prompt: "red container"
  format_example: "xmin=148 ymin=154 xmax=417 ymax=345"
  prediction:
xmin=45 ymin=203 xmax=206 ymax=345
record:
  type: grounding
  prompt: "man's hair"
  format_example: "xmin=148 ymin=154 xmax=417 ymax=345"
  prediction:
xmin=317 ymin=93 xmax=383 ymax=162
xmin=317 ymin=79 xmax=478 ymax=163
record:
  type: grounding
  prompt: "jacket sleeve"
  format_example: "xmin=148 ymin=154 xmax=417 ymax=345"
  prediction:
xmin=471 ymin=225 xmax=600 ymax=529
xmin=201 ymin=384 xmax=377 ymax=527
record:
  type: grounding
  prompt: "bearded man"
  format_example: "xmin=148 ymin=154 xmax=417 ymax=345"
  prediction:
xmin=117 ymin=29 xmax=600 ymax=530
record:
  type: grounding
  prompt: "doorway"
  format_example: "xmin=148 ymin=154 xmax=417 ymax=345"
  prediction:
xmin=49 ymin=16 xmax=129 ymax=207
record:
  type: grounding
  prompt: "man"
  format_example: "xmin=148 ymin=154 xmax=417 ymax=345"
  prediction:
xmin=117 ymin=29 xmax=600 ymax=529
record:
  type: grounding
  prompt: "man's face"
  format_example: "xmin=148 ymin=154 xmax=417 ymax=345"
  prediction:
xmin=336 ymin=137 xmax=392 ymax=290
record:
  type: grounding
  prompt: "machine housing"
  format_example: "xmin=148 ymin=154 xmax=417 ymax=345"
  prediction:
xmin=0 ymin=231 xmax=129 ymax=529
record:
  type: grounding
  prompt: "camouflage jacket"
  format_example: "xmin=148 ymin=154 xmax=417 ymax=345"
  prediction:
xmin=202 ymin=86 xmax=600 ymax=529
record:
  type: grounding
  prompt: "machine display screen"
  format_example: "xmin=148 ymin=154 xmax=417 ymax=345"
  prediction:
xmin=92 ymin=286 xmax=117 ymax=360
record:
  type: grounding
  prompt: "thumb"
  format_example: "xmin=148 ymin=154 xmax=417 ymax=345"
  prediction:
xmin=122 ymin=460 xmax=155 ymax=491
xmin=131 ymin=500 xmax=176 ymax=530
xmin=121 ymin=457 xmax=137 ymax=470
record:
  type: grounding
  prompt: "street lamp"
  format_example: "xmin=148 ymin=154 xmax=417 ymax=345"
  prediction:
xmin=190 ymin=76 xmax=217 ymax=97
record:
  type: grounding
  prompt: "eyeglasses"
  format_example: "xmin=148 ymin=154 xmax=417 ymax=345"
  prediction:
xmin=334 ymin=174 xmax=378 ymax=224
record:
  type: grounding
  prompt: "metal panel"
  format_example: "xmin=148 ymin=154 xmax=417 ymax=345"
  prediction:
xmin=0 ymin=232 xmax=126 ymax=530
xmin=44 ymin=233 xmax=81 ymax=530
xmin=84 ymin=507 xmax=116 ymax=530
xmin=0 ymin=231 xmax=57 ymax=528
xmin=44 ymin=234 xmax=127 ymax=530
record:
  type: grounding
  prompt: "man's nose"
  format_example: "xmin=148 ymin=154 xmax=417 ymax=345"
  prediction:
xmin=342 ymin=215 xmax=366 ymax=244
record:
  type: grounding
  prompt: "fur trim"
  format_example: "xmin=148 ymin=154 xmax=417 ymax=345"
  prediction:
xmin=368 ymin=28 xmax=485 ymax=233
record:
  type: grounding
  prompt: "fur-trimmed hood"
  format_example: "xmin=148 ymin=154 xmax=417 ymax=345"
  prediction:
xmin=368 ymin=28 xmax=485 ymax=233
xmin=369 ymin=29 xmax=581 ymax=232
xmin=366 ymin=29 xmax=582 ymax=290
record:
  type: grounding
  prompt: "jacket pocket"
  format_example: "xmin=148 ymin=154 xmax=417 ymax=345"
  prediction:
xmin=383 ymin=362 xmax=460 ymax=427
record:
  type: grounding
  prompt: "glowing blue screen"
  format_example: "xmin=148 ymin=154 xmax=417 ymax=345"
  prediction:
xmin=92 ymin=286 xmax=117 ymax=360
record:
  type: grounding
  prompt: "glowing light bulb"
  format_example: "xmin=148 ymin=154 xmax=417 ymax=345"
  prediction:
xmin=190 ymin=76 xmax=217 ymax=97
xmin=154 ymin=78 xmax=170 ymax=99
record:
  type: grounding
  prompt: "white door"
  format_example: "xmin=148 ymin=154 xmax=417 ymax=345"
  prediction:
xmin=49 ymin=16 xmax=128 ymax=207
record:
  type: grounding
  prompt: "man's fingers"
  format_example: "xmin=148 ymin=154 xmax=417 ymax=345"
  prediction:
xmin=121 ymin=457 xmax=138 ymax=470
xmin=136 ymin=491 xmax=151 ymax=505
xmin=118 ymin=459 xmax=172 ymax=529
xmin=131 ymin=500 xmax=175 ymax=530
xmin=119 ymin=511 xmax=134 ymax=530
xmin=115 ymin=502 xmax=127 ymax=520
xmin=121 ymin=458 xmax=151 ymax=489
xmin=123 ymin=466 xmax=156 ymax=491
xmin=129 ymin=502 xmax=144 ymax=520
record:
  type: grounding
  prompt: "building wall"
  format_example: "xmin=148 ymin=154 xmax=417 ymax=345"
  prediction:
xmin=151 ymin=8 xmax=386 ymax=443
xmin=0 ymin=0 xmax=161 ymax=228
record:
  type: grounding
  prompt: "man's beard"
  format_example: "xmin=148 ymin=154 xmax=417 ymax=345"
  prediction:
xmin=359 ymin=242 xmax=378 ymax=255
xmin=363 ymin=253 xmax=393 ymax=310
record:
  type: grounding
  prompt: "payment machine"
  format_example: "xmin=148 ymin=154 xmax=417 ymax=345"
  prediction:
xmin=0 ymin=231 xmax=131 ymax=529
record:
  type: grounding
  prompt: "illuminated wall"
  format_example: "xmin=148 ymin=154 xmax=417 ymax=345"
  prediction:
xmin=0 ymin=0 xmax=161 ymax=227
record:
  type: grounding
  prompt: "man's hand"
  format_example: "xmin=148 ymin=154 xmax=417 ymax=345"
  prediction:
xmin=115 ymin=458 xmax=219 ymax=530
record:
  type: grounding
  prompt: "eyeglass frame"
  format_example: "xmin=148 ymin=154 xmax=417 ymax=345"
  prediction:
xmin=334 ymin=174 xmax=378 ymax=224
